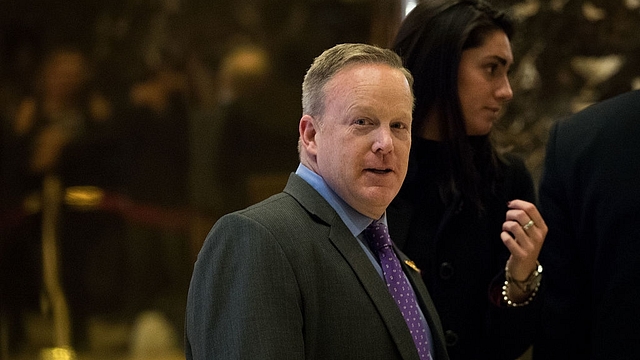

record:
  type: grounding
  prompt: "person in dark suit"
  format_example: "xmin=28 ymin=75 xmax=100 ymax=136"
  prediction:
xmin=533 ymin=90 xmax=640 ymax=359
xmin=184 ymin=43 xmax=449 ymax=359
xmin=388 ymin=1 xmax=547 ymax=359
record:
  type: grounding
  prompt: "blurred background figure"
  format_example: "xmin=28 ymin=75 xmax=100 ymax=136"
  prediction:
xmin=211 ymin=43 xmax=299 ymax=216
xmin=114 ymin=55 xmax=193 ymax=356
xmin=1 ymin=44 xmax=126 ymax=353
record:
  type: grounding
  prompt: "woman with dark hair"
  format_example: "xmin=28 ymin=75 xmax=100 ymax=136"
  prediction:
xmin=388 ymin=1 xmax=547 ymax=359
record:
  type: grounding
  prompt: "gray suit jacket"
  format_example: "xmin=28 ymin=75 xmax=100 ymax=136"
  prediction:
xmin=185 ymin=173 xmax=449 ymax=359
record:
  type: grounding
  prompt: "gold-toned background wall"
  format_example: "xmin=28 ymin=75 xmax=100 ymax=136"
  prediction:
xmin=493 ymin=0 xmax=640 ymax=184
xmin=1 ymin=0 xmax=639 ymax=359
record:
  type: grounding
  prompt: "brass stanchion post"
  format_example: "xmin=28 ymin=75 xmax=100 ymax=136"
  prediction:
xmin=40 ymin=175 xmax=76 ymax=360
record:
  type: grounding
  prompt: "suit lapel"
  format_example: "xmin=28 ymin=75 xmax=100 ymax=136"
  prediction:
xmin=328 ymin=223 xmax=420 ymax=360
xmin=397 ymin=248 xmax=445 ymax=348
xmin=284 ymin=173 xmax=420 ymax=360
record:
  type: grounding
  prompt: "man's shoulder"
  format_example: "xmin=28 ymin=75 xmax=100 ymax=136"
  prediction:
xmin=558 ymin=90 xmax=640 ymax=133
xmin=233 ymin=177 xmax=330 ymax=226
xmin=241 ymin=191 xmax=304 ymax=219
xmin=212 ymin=173 xmax=339 ymax=241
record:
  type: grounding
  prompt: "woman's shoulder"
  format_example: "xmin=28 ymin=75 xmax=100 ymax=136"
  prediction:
xmin=495 ymin=151 xmax=536 ymax=201
xmin=496 ymin=151 xmax=528 ymax=174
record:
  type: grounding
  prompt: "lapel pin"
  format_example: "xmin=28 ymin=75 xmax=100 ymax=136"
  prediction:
xmin=404 ymin=260 xmax=421 ymax=274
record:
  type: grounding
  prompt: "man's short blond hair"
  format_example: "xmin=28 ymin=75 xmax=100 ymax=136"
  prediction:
xmin=301 ymin=43 xmax=414 ymax=119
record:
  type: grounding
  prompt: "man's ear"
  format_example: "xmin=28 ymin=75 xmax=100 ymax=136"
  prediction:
xmin=299 ymin=114 xmax=318 ymax=155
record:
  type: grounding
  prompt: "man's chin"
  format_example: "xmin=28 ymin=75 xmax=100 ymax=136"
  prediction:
xmin=361 ymin=189 xmax=398 ymax=209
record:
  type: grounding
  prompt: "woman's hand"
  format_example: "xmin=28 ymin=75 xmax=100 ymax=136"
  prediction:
xmin=501 ymin=199 xmax=548 ymax=284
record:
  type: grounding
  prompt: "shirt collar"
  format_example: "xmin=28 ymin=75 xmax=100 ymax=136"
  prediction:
xmin=295 ymin=163 xmax=385 ymax=236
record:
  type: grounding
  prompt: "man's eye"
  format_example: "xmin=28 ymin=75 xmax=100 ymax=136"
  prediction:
xmin=354 ymin=118 xmax=368 ymax=125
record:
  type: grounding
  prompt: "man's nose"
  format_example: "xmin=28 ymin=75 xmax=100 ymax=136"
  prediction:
xmin=372 ymin=126 xmax=394 ymax=154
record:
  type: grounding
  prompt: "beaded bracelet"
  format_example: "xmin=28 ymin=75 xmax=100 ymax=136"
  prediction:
xmin=502 ymin=279 xmax=540 ymax=307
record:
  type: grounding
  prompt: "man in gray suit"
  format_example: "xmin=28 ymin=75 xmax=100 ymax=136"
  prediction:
xmin=184 ymin=43 xmax=449 ymax=359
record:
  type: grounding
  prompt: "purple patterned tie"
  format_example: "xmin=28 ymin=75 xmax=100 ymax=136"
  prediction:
xmin=364 ymin=221 xmax=432 ymax=360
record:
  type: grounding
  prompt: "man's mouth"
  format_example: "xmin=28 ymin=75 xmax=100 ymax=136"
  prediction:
xmin=367 ymin=168 xmax=392 ymax=174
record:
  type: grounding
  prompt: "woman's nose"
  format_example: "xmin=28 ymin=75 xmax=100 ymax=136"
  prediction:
xmin=497 ymin=75 xmax=514 ymax=102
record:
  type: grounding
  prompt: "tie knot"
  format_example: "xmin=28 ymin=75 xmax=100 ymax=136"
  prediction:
xmin=364 ymin=221 xmax=393 ymax=251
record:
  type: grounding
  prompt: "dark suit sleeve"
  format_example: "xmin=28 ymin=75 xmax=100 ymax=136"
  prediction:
xmin=185 ymin=212 xmax=304 ymax=360
xmin=535 ymin=92 xmax=640 ymax=359
xmin=534 ymin=120 xmax=591 ymax=358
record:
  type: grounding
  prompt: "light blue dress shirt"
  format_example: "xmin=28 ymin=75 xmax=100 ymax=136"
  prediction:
xmin=295 ymin=163 xmax=383 ymax=273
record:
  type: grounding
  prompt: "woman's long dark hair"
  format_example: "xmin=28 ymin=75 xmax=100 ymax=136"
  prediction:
xmin=392 ymin=0 xmax=514 ymax=215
